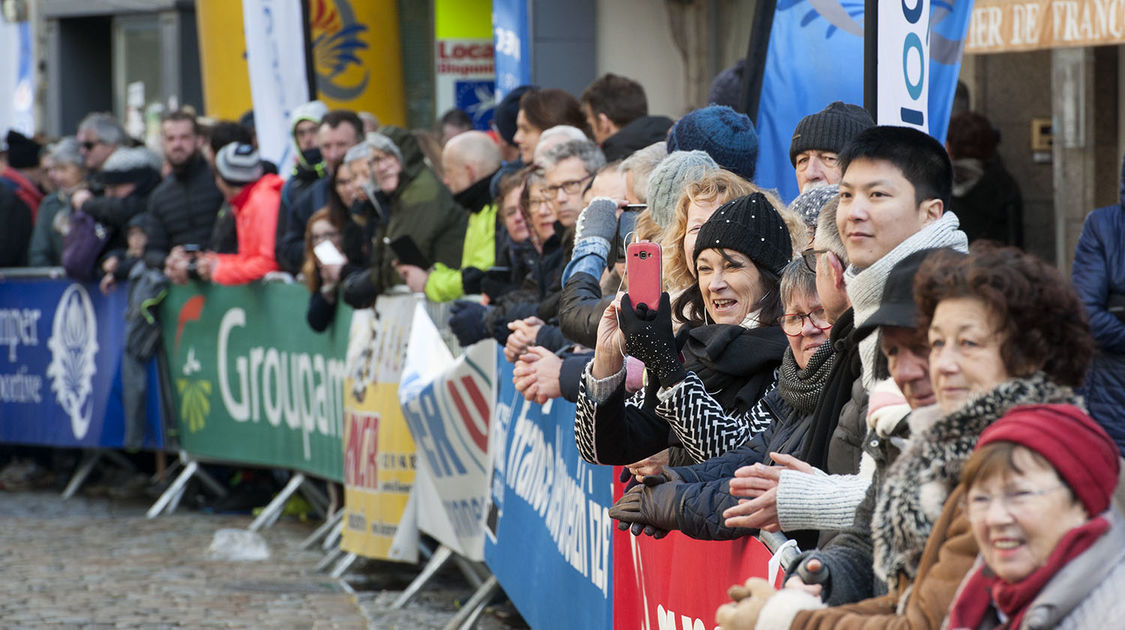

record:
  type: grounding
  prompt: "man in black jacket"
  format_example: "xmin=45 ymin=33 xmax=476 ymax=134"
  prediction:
xmin=144 ymin=110 xmax=224 ymax=279
xmin=580 ymin=73 xmax=672 ymax=162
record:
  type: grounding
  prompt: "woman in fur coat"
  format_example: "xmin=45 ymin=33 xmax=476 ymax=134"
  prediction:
xmin=716 ymin=245 xmax=1095 ymax=630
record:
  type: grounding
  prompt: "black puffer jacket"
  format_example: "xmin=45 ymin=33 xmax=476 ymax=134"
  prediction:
xmin=144 ymin=155 xmax=224 ymax=268
xmin=559 ymin=271 xmax=612 ymax=349
xmin=601 ymin=115 xmax=674 ymax=162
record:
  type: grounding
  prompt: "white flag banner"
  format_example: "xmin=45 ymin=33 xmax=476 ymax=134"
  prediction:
xmin=241 ymin=0 xmax=310 ymax=173
xmin=877 ymin=0 xmax=931 ymax=132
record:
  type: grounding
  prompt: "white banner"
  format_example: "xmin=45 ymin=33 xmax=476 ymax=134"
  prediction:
xmin=241 ymin=0 xmax=310 ymax=173
xmin=877 ymin=0 xmax=931 ymax=132
xmin=400 ymin=305 xmax=495 ymax=561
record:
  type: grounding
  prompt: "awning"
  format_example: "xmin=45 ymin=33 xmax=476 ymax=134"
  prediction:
xmin=966 ymin=0 xmax=1125 ymax=54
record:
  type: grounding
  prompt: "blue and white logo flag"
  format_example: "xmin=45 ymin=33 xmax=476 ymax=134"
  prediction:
xmin=754 ymin=0 xmax=974 ymax=204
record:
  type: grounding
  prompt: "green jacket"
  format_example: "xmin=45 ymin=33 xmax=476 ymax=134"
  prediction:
xmin=424 ymin=200 xmax=497 ymax=302
xmin=368 ymin=126 xmax=466 ymax=296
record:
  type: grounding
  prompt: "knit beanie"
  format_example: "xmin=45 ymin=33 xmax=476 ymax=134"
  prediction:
xmin=5 ymin=130 xmax=41 ymax=168
xmin=787 ymin=184 xmax=839 ymax=230
xmin=100 ymin=147 xmax=162 ymax=185
xmin=645 ymin=150 xmax=719 ymax=229
xmin=789 ymin=101 xmax=874 ymax=166
xmin=976 ymin=404 xmax=1120 ymax=516
xmin=667 ymin=105 xmax=758 ymax=181
xmin=215 ymin=143 xmax=263 ymax=185
xmin=364 ymin=132 xmax=403 ymax=165
xmin=693 ymin=192 xmax=792 ymax=275
xmin=707 ymin=60 xmax=746 ymax=110
xmin=494 ymin=85 xmax=535 ymax=145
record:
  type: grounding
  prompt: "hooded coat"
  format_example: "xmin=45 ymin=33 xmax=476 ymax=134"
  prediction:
xmin=275 ymin=102 xmax=330 ymax=274
xmin=342 ymin=126 xmax=465 ymax=304
xmin=1071 ymin=154 xmax=1125 ymax=456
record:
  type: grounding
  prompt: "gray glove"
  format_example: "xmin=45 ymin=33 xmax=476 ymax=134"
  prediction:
xmin=574 ymin=197 xmax=619 ymax=248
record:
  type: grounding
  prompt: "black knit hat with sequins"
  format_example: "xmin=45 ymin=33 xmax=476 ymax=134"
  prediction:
xmin=693 ymin=192 xmax=792 ymax=275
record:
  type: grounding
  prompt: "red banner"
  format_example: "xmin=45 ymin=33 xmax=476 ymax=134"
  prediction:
xmin=610 ymin=468 xmax=774 ymax=630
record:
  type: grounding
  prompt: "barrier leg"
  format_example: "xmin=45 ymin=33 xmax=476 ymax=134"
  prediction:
xmin=329 ymin=552 xmax=358 ymax=578
xmin=297 ymin=478 xmax=330 ymax=517
xmin=442 ymin=575 xmax=500 ymax=630
xmin=452 ymin=556 xmax=487 ymax=589
xmin=248 ymin=473 xmax=305 ymax=532
xmin=391 ymin=544 xmax=455 ymax=609
xmin=322 ymin=520 xmax=343 ymax=550
xmin=300 ymin=509 xmax=343 ymax=550
xmin=62 ymin=451 xmax=102 ymax=500
xmin=191 ymin=462 xmax=228 ymax=498
xmin=147 ymin=460 xmax=198 ymax=518
xmin=101 ymin=450 xmax=137 ymax=472
xmin=315 ymin=547 xmax=344 ymax=573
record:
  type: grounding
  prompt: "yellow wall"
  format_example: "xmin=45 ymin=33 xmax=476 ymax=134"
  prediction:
xmin=195 ymin=0 xmax=406 ymax=126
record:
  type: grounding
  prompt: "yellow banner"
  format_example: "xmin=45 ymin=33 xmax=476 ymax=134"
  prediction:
xmin=195 ymin=0 xmax=406 ymax=126
xmin=341 ymin=380 xmax=417 ymax=561
xmin=966 ymin=0 xmax=1125 ymax=54
xmin=339 ymin=295 xmax=419 ymax=562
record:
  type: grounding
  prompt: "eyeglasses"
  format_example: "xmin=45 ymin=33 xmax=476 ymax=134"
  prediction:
xmin=801 ymin=248 xmax=829 ymax=274
xmin=778 ymin=307 xmax=831 ymax=336
xmin=80 ymin=140 xmax=103 ymax=151
xmin=543 ymin=173 xmax=594 ymax=197
xmin=964 ymin=486 xmax=1066 ymax=521
xmin=310 ymin=230 xmax=340 ymax=245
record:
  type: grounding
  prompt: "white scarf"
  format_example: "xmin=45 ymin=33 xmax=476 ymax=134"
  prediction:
xmin=845 ymin=212 xmax=969 ymax=388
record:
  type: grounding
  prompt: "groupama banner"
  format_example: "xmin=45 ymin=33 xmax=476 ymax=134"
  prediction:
xmin=160 ymin=283 xmax=350 ymax=481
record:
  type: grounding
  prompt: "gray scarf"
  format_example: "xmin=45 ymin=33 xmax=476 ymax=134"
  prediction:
xmin=845 ymin=212 xmax=968 ymax=388
xmin=777 ymin=341 xmax=837 ymax=416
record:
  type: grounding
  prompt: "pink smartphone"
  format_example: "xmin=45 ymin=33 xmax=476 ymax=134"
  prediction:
xmin=626 ymin=241 xmax=662 ymax=311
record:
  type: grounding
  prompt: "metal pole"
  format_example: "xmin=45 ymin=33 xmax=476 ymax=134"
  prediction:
xmin=864 ymin=0 xmax=878 ymax=120
xmin=738 ymin=0 xmax=777 ymax=121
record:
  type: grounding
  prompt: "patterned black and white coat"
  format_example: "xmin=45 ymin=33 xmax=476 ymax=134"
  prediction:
xmin=574 ymin=363 xmax=779 ymax=467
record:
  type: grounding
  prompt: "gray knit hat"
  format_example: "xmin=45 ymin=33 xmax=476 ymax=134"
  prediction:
xmin=100 ymin=147 xmax=162 ymax=185
xmin=215 ymin=143 xmax=263 ymax=184
xmin=694 ymin=192 xmax=792 ymax=275
xmin=787 ymin=184 xmax=839 ymax=230
xmin=645 ymin=150 xmax=719 ymax=229
xmin=364 ymin=132 xmax=403 ymax=165
xmin=789 ymin=102 xmax=874 ymax=166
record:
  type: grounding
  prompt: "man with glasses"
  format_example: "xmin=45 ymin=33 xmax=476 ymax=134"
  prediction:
xmin=538 ymin=139 xmax=605 ymax=229
xmin=76 ymin=112 xmax=127 ymax=175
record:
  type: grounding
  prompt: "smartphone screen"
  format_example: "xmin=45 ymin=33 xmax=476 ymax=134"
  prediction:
xmin=314 ymin=240 xmax=347 ymax=266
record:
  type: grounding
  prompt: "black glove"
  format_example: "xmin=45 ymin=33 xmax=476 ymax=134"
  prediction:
xmin=790 ymin=552 xmax=832 ymax=601
xmin=608 ymin=473 xmax=681 ymax=539
xmin=618 ymin=292 xmax=687 ymax=388
xmin=618 ymin=464 xmax=682 ymax=493
xmin=448 ymin=300 xmax=489 ymax=347
xmin=461 ymin=267 xmax=484 ymax=295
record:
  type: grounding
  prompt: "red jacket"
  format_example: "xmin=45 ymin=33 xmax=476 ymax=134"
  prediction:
xmin=211 ymin=174 xmax=283 ymax=285
xmin=1 ymin=166 xmax=42 ymax=222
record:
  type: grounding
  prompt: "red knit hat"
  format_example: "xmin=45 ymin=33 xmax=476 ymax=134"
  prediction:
xmin=976 ymin=404 xmax=1120 ymax=515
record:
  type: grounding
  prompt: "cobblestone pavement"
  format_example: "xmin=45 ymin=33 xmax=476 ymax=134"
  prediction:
xmin=0 ymin=490 xmax=512 ymax=629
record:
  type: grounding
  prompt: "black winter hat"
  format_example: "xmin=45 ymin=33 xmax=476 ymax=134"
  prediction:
xmin=5 ymin=130 xmax=41 ymax=168
xmin=494 ymin=85 xmax=535 ymax=145
xmin=693 ymin=192 xmax=792 ymax=275
xmin=789 ymin=102 xmax=874 ymax=166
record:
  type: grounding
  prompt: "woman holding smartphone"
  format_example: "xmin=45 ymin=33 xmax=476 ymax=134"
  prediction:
xmin=575 ymin=192 xmax=793 ymax=467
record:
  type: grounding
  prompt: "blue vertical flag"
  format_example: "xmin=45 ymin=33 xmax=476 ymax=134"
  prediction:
xmin=754 ymin=0 xmax=974 ymax=204
xmin=492 ymin=0 xmax=532 ymax=99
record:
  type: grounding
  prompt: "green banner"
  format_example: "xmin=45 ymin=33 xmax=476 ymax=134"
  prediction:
xmin=161 ymin=283 xmax=351 ymax=481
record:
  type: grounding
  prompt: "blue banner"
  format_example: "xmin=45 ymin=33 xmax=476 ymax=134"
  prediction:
xmin=755 ymin=0 xmax=973 ymax=203
xmin=484 ymin=348 xmax=614 ymax=628
xmin=0 ymin=279 xmax=165 ymax=449
xmin=491 ymin=0 xmax=531 ymax=99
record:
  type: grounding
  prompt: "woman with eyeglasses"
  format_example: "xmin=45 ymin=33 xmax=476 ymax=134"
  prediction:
xmin=606 ymin=257 xmax=841 ymax=540
xmin=723 ymin=245 xmax=1095 ymax=630
xmin=576 ymin=192 xmax=794 ymax=474
xmin=945 ymin=405 xmax=1123 ymax=629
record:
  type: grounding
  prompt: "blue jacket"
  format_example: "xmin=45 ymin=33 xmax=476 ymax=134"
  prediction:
xmin=1072 ymin=154 xmax=1125 ymax=455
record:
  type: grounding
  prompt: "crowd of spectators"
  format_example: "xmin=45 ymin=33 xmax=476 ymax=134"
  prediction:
xmin=4 ymin=67 xmax=1125 ymax=629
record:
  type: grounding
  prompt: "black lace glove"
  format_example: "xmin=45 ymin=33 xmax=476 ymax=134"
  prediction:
xmin=608 ymin=472 xmax=681 ymax=539
xmin=619 ymin=292 xmax=687 ymax=388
